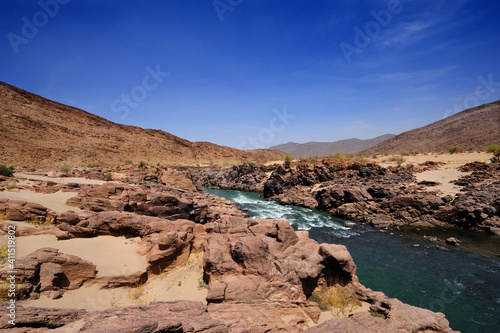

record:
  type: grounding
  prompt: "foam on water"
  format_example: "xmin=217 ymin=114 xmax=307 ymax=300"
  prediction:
xmin=206 ymin=189 xmax=359 ymax=238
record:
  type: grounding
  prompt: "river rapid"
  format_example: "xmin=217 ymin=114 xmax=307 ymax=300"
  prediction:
xmin=206 ymin=189 xmax=500 ymax=333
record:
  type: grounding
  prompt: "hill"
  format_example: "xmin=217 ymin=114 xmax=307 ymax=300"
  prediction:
xmin=364 ymin=101 xmax=500 ymax=154
xmin=0 ymin=82 xmax=285 ymax=168
xmin=270 ymin=134 xmax=395 ymax=158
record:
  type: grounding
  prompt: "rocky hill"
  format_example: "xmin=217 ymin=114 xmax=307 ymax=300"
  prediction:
xmin=270 ymin=134 xmax=395 ymax=158
xmin=0 ymin=82 xmax=284 ymax=168
xmin=364 ymin=101 xmax=500 ymax=154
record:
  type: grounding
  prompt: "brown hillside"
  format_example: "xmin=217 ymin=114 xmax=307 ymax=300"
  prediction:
xmin=0 ymin=82 xmax=285 ymax=168
xmin=364 ymin=101 xmax=500 ymax=154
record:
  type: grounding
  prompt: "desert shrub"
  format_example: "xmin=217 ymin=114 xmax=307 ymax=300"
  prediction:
xmin=105 ymin=173 xmax=113 ymax=181
xmin=88 ymin=163 xmax=101 ymax=168
xmin=26 ymin=217 xmax=52 ymax=226
xmin=198 ymin=278 xmax=209 ymax=290
xmin=0 ymin=165 xmax=14 ymax=177
xmin=0 ymin=244 xmax=8 ymax=260
xmin=389 ymin=155 xmax=405 ymax=166
xmin=60 ymin=164 xmax=69 ymax=174
xmin=310 ymin=156 xmax=318 ymax=163
xmin=485 ymin=144 xmax=500 ymax=163
xmin=284 ymin=155 xmax=293 ymax=167
xmin=333 ymin=153 xmax=346 ymax=159
xmin=138 ymin=161 xmax=147 ymax=168
xmin=124 ymin=160 xmax=133 ymax=165
xmin=447 ymin=147 xmax=460 ymax=154
xmin=309 ymin=285 xmax=361 ymax=318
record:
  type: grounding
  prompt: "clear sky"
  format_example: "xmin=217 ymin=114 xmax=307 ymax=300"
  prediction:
xmin=1 ymin=0 xmax=499 ymax=149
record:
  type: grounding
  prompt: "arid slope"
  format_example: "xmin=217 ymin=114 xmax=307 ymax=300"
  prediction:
xmin=364 ymin=101 xmax=500 ymax=154
xmin=0 ymin=82 xmax=284 ymax=168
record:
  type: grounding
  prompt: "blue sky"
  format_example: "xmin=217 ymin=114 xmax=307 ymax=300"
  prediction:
xmin=1 ymin=0 xmax=499 ymax=149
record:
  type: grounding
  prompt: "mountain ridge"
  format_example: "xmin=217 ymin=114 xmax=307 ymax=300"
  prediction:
xmin=270 ymin=134 xmax=396 ymax=158
xmin=0 ymin=81 xmax=285 ymax=168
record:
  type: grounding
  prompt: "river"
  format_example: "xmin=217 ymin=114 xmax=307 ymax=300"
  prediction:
xmin=206 ymin=189 xmax=500 ymax=333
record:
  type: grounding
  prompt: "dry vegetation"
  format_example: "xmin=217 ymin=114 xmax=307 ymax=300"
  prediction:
xmin=309 ymin=284 xmax=362 ymax=318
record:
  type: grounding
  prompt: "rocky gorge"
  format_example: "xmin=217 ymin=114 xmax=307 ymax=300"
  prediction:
xmin=199 ymin=160 xmax=500 ymax=233
xmin=0 ymin=169 xmax=459 ymax=332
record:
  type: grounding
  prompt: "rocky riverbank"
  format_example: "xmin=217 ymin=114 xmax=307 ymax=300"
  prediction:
xmin=0 ymin=171 xmax=458 ymax=332
xmin=199 ymin=160 xmax=500 ymax=233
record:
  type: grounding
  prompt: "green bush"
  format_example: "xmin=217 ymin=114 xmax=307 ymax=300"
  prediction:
xmin=0 ymin=165 xmax=14 ymax=177
xmin=389 ymin=156 xmax=405 ymax=166
xmin=105 ymin=173 xmax=113 ymax=181
xmin=125 ymin=160 xmax=133 ymax=165
xmin=88 ymin=163 xmax=102 ymax=168
xmin=60 ymin=164 xmax=70 ymax=174
xmin=284 ymin=155 xmax=293 ymax=167
xmin=138 ymin=161 xmax=147 ymax=168
xmin=447 ymin=147 xmax=460 ymax=154
xmin=485 ymin=144 xmax=500 ymax=163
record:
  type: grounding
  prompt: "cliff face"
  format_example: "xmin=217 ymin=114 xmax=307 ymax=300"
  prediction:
xmin=364 ymin=101 xmax=500 ymax=154
xmin=0 ymin=81 xmax=284 ymax=168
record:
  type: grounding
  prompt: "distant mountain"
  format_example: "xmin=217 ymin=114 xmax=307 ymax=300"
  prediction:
xmin=270 ymin=134 xmax=396 ymax=158
xmin=0 ymin=82 xmax=285 ymax=168
xmin=364 ymin=101 xmax=500 ymax=154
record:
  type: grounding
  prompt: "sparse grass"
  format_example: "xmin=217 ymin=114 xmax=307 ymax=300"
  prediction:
xmin=124 ymin=160 xmax=133 ymax=165
xmin=389 ymin=155 xmax=405 ymax=166
xmin=369 ymin=309 xmax=387 ymax=319
xmin=0 ymin=283 xmax=10 ymax=302
xmin=0 ymin=244 xmax=8 ymax=260
xmin=67 ymin=145 xmax=74 ymax=151
xmin=198 ymin=278 xmax=209 ymax=290
xmin=0 ymin=165 xmax=14 ymax=177
xmin=60 ymin=164 xmax=70 ymax=174
xmin=26 ymin=216 xmax=52 ymax=226
xmin=127 ymin=282 xmax=155 ymax=305
xmin=447 ymin=147 xmax=460 ymax=154
xmin=87 ymin=164 xmax=102 ymax=168
xmin=309 ymin=284 xmax=362 ymax=318
xmin=105 ymin=173 xmax=113 ymax=182
xmin=310 ymin=156 xmax=318 ymax=163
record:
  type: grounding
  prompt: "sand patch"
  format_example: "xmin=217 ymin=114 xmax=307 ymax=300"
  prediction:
xmin=18 ymin=253 xmax=207 ymax=311
xmin=15 ymin=173 xmax=111 ymax=185
xmin=12 ymin=235 xmax=146 ymax=276
xmin=414 ymin=167 xmax=470 ymax=196
xmin=373 ymin=152 xmax=490 ymax=167
xmin=0 ymin=190 xmax=80 ymax=213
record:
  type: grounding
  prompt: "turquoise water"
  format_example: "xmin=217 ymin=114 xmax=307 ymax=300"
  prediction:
xmin=206 ymin=189 xmax=500 ymax=333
